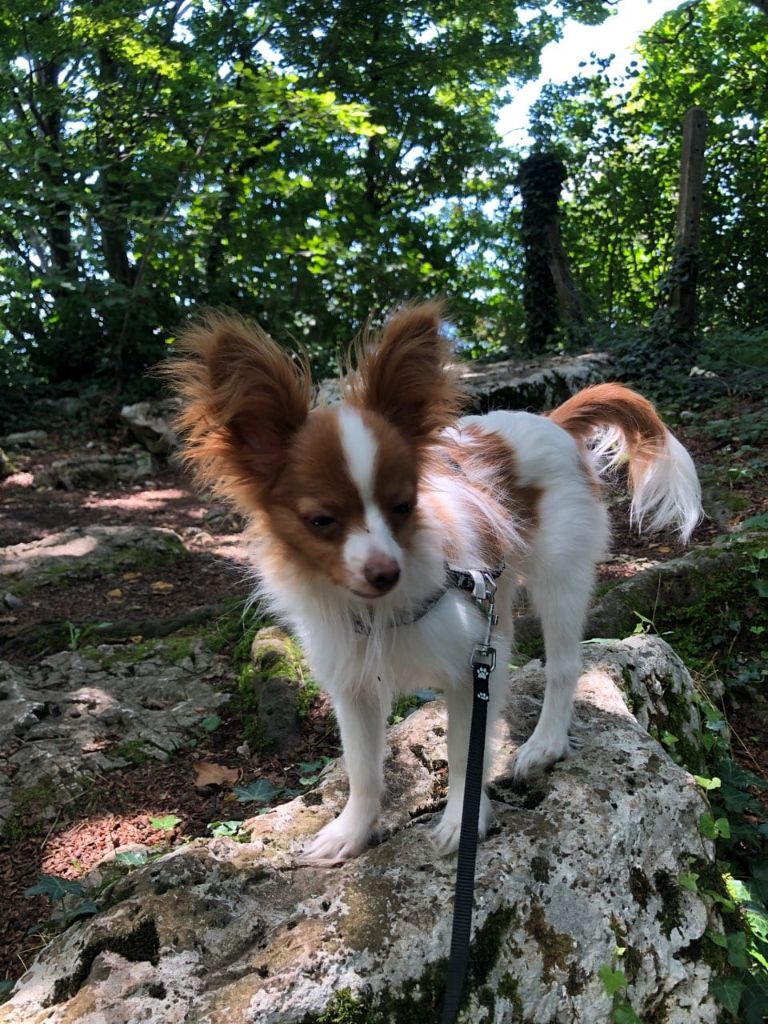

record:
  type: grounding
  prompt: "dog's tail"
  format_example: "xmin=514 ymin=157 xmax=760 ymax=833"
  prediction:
xmin=549 ymin=383 xmax=702 ymax=543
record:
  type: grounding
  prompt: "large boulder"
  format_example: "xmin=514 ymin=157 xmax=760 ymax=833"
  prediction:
xmin=1 ymin=637 xmax=721 ymax=1024
xmin=316 ymin=352 xmax=611 ymax=412
xmin=34 ymin=449 xmax=155 ymax=491
xmin=459 ymin=351 xmax=611 ymax=413
xmin=120 ymin=400 xmax=179 ymax=455
xmin=2 ymin=431 xmax=49 ymax=450
xmin=514 ymin=532 xmax=767 ymax=698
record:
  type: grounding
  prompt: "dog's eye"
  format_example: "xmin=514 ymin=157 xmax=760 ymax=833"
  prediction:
xmin=308 ymin=514 xmax=337 ymax=530
xmin=392 ymin=502 xmax=413 ymax=517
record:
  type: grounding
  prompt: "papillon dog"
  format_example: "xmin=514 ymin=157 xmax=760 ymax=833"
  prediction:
xmin=166 ymin=302 xmax=702 ymax=865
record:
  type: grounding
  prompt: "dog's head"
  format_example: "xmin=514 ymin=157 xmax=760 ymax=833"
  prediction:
xmin=166 ymin=303 xmax=463 ymax=599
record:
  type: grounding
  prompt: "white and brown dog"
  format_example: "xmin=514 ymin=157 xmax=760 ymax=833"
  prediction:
xmin=167 ymin=302 xmax=702 ymax=865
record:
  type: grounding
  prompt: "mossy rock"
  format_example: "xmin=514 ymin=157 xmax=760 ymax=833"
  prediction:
xmin=243 ymin=626 xmax=308 ymax=752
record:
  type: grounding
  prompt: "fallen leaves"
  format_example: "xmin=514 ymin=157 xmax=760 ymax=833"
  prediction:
xmin=194 ymin=761 xmax=240 ymax=789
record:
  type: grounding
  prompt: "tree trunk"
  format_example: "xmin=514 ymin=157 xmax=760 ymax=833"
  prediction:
xmin=518 ymin=151 xmax=585 ymax=352
xmin=670 ymin=106 xmax=708 ymax=337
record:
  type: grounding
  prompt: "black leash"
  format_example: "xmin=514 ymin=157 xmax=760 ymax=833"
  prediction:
xmin=440 ymin=570 xmax=499 ymax=1024
xmin=348 ymin=558 xmax=504 ymax=1021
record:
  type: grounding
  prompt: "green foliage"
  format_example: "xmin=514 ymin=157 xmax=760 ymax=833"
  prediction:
xmin=671 ymin=683 xmax=768 ymax=1020
xmin=233 ymin=759 xmax=327 ymax=807
xmin=207 ymin=820 xmax=248 ymax=840
xmin=530 ymin=0 xmax=768 ymax=337
xmin=597 ymin=960 xmax=642 ymax=1022
xmin=233 ymin=778 xmax=284 ymax=804
xmin=149 ymin=814 xmax=181 ymax=832
xmin=597 ymin=963 xmax=627 ymax=997
xmin=23 ymin=874 xmax=98 ymax=930
xmin=114 ymin=849 xmax=148 ymax=867
xmin=107 ymin=738 xmax=151 ymax=766
xmin=0 ymin=0 xmax=621 ymax=397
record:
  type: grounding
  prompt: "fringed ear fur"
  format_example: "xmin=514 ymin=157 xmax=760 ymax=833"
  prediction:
xmin=161 ymin=312 xmax=311 ymax=510
xmin=348 ymin=301 xmax=464 ymax=444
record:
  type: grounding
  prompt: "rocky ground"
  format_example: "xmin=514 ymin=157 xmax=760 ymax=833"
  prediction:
xmin=0 ymin=368 xmax=766 ymax=1013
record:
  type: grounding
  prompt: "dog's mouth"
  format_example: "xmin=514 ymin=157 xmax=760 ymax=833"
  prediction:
xmin=348 ymin=586 xmax=391 ymax=600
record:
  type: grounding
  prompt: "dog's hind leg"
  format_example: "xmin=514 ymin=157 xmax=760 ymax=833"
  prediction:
xmin=433 ymin=637 xmax=511 ymax=854
xmin=512 ymin=499 xmax=604 ymax=778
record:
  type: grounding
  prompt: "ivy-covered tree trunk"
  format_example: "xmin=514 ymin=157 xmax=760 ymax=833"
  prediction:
xmin=518 ymin=151 xmax=585 ymax=353
xmin=669 ymin=106 xmax=708 ymax=340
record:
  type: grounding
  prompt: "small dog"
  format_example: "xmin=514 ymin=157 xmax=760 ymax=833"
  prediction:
xmin=167 ymin=302 xmax=702 ymax=865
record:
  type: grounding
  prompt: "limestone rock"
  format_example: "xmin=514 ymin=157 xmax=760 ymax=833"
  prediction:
xmin=120 ymin=400 xmax=179 ymax=455
xmin=459 ymin=351 xmax=611 ymax=412
xmin=2 ymin=430 xmax=48 ymax=449
xmin=0 ymin=639 xmax=230 ymax=833
xmin=515 ymin=533 xmax=765 ymax=691
xmin=1 ymin=637 xmax=720 ymax=1024
xmin=34 ymin=449 xmax=155 ymax=490
xmin=584 ymin=536 xmax=754 ymax=644
xmin=33 ymin=396 xmax=87 ymax=418
xmin=1 ymin=525 xmax=186 ymax=588
xmin=316 ymin=351 xmax=611 ymax=413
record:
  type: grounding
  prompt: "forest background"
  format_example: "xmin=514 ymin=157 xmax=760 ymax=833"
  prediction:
xmin=0 ymin=0 xmax=765 ymax=408
xmin=1 ymin=2 xmax=768 ymax=1018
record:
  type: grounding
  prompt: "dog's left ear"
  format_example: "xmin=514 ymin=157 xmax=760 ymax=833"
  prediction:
xmin=349 ymin=301 xmax=464 ymax=445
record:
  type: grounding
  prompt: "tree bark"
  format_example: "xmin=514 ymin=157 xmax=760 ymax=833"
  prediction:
xmin=670 ymin=106 xmax=708 ymax=336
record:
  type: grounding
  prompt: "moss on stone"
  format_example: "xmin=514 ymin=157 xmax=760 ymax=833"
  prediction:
xmin=628 ymin=867 xmax=651 ymax=910
xmin=299 ymin=905 xmax=518 ymax=1023
xmin=337 ymin=880 xmax=400 ymax=954
xmin=525 ymin=903 xmax=574 ymax=983
xmin=530 ymin=855 xmax=552 ymax=884
xmin=106 ymin=738 xmax=151 ymax=766
xmin=89 ymin=633 xmax=197 ymax=668
xmin=656 ymin=537 xmax=767 ymax=674
xmin=654 ymin=870 xmax=684 ymax=939
xmin=3 ymin=777 xmax=59 ymax=839
xmin=313 ymin=990 xmax=370 ymax=1024
xmin=468 ymin=905 xmax=518 ymax=992
xmin=498 ymin=971 xmax=524 ymax=1015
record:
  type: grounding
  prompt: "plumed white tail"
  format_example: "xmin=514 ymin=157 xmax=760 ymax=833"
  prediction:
xmin=550 ymin=383 xmax=703 ymax=543
xmin=589 ymin=426 xmax=702 ymax=543
xmin=629 ymin=430 xmax=701 ymax=542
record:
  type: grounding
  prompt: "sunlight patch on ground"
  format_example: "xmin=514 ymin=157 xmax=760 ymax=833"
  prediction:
xmin=82 ymin=488 xmax=199 ymax=514
xmin=2 ymin=472 xmax=35 ymax=488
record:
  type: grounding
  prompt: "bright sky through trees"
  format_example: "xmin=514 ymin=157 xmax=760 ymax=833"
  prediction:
xmin=498 ymin=0 xmax=683 ymax=141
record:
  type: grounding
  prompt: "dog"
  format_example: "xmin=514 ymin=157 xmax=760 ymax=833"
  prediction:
xmin=166 ymin=301 xmax=702 ymax=865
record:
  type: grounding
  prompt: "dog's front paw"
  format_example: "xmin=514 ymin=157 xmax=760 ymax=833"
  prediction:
xmin=512 ymin=730 xmax=572 ymax=780
xmin=431 ymin=792 xmax=493 ymax=855
xmin=300 ymin=808 xmax=375 ymax=867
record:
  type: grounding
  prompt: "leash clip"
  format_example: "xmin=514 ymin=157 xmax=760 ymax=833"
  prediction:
xmin=470 ymin=642 xmax=496 ymax=675
xmin=465 ymin=569 xmax=497 ymax=604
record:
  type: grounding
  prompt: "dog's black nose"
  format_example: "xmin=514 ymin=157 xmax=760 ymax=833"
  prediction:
xmin=364 ymin=557 xmax=401 ymax=593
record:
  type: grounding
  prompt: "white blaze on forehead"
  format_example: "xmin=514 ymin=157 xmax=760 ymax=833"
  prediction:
xmin=338 ymin=407 xmax=402 ymax=572
xmin=338 ymin=407 xmax=377 ymax=502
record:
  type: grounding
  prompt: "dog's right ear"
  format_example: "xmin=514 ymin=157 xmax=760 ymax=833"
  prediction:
xmin=162 ymin=313 xmax=311 ymax=508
